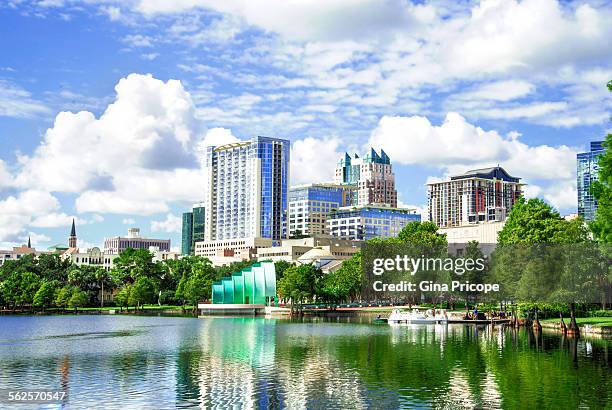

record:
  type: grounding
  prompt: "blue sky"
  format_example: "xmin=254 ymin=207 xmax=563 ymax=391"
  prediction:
xmin=0 ymin=0 xmax=611 ymax=251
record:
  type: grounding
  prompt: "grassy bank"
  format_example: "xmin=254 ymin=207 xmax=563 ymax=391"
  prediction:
xmin=542 ymin=317 xmax=612 ymax=327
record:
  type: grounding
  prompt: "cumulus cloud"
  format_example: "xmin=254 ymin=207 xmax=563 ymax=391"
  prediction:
xmin=290 ymin=136 xmax=343 ymax=185
xmin=14 ymin=73 xmax=208 ymax=215
xmin=368 ymin=112 xmax=579 ymax=210
xmin=0 ymin=190 xmax=61 ymax=242
xmin=151 ymin=213 xmax=182 ymax=233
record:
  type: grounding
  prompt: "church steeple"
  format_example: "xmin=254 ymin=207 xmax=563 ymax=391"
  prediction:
xmin=27 ymin=236 xmax=31 ymax=248
xmin=69 ymin=219 xmax=77 ymax=248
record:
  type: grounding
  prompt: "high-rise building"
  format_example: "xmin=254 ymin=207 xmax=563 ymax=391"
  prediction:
xmin=192 ymin=203 xmax=205 ymax=245
xmin=181 ymin=203 xmax=206 ymax=256
xmin=104 ymin=228 xmax=170 ymax=255
xmin=327 ymin=205 xmax=420 ymax=241
xmin=288 ymin=183 xmax=354 ymax=237
xmin=181 ymin=212 xmax=193 ymax=256
xmin=577 ymin=141 xmax=604 ymax=221
xmin=334 ymin=148 xmax=397 ymax=207
xmin=203 ymin=136 xmax=290 ymax=245
xmin=427 ymin=166 xmax=523 ymax=228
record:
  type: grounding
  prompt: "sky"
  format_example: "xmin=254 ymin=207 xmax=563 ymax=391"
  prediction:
xmin=0 ymin=0 xmax=610 ymax=252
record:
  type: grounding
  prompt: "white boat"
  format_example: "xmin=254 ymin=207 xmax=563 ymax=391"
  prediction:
xmin=387 ymin=308 xmax=448 ymax=325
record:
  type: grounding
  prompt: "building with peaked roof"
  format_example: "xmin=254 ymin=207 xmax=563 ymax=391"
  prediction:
xmin=577 ymin=141 xmax=604 ymax=221
xmin=335 ymin=148 xmax=397 ymax=207
xmin=427 ymin=166 xmax=523 ymax=228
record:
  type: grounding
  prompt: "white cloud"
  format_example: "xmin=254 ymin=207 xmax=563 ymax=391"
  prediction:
xmin=451 ymin=80 xmax=535 ymax=102
xmin=123 ymin=34 xmax=153 ymax=47
xmin=0 ymin=190 xmax=60 ymax=242
xmin=199 ymin=127 xmax=239 ymax=148
xmin=0 ymin=160 xmax=12 ymax=190
xmin=290 ymin=136 xmax=343 ymax=185
xmin=368 ymin=112 xmax=579 ymax=209
xmin=0 ymin=80 xmax=50 ymax=118
xmin=151 ymin=213 xmax=182 ymax=233
xmin=122 ymin=218 xmax=136 ymax=225
xmin=15 ymin=74 xmax=208 ymax=216
xmin=30 ymin=212 xmax=104 ymax=228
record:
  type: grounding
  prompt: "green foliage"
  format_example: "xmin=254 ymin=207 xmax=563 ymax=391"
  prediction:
xmin=33 ymin=280 xmax=59 ymax=309
xmin=111 ymin=248 xmax=162 ymax=284
xmin=396 ymin=221 xmax=447 ymax=246
xmin=114 ymin=285 xmax=131 ymax=309
xmin=322 ymin=252 xmax=362 ymax=303
xmin=54 ymin=286 xmax=73 ymax=309
xmin=273 ymin=260 xmax=294 ymax=282
xmin=129 ymin=276 xmax=158 ymax=308
xmin=591 ymin=133 xmax=612 ymax=243
xmin=277 ymin=264 xmax=323 ymax=306
xmin=588 ymin=309 xmax=612 ymax=317
xmin=68 ymin=289 xmax=89 ymax=309
xmin=183 ymin=260 xmax=216 ymax=305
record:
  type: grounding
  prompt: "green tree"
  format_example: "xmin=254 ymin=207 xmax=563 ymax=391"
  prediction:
xmin=590 ymin=80 xmax=612 ymax=243
xmin=274 ymin=260 xmax=294 ymax=282
xmin=129 ymin=276 xmax=158 ymax=310
xmin=1 ymin=271 xmax=22 ymax=309
xmin=19 ymin=271 xmax=41 ymax=309
xmin=54 ymin=286 xmax=73 ymax=310
xmin=277 ymin=264 xmax=323 ymax=312
xmin=68 ymin=288 xmax=89 ymax=312
xmin=111 ymin=248 xmax=163 ymax=284
xmin=323 ymin=252 xmax=362 ymax=304
xmin=184 ymin=261 xmax=216 ymax=310
xmin=114 ymin=284 xmax=131 ymax=312
xmin=33 ymin=280 xmax=59 ymax=310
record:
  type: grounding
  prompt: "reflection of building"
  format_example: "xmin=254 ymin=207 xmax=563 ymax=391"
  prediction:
xmin=428 ymin=166 xmax=523 ymax=228
xmin=577 ymin=141 xmax=604 ymax=221
xmin=335 ymin=148 xmax=397 ymax=207
xmin=328 ymin=205 xmax=420 ymax=240
xmin=104 ymin=228 xmax=170 ymax=255
xmin=181 ymin=203 xmax=206 ymax=255
xmin=203 ymin=136 xmax=290 ymax=244
xmin=288 ymin=183 xmax=353 ymax=237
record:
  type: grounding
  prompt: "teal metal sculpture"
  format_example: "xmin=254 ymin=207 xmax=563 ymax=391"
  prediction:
xmin=212 ymin=262 xmax=276 ymax=305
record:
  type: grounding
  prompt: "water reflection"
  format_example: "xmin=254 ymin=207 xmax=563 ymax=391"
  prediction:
xmin=0 ymin=315 xmax=611 ymax=409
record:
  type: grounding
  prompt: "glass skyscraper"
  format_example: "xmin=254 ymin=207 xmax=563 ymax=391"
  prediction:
xmin=181 ymin=212 xmax=193 ymax=255
xmin=288 ymin=183 xmax=353 ymax=237
xmin=334 ymin=148 xmax=397 ymax=207
xmin=577 ymin=141 xmax=604 ymax=220
xmin=204 ymin=136 xmax=290 ymax=244
xmin=181 ymin=203 xmax=206 ymax=255
xmin=328 ymin=206 xmax=421 ymax=240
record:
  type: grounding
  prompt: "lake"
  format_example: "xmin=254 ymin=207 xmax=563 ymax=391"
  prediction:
xmin=0 ymin=315 xmax=611 ymax=409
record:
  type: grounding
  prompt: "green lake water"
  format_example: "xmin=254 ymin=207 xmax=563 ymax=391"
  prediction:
xmin=0 ymin=315 xmax=610 ymax=409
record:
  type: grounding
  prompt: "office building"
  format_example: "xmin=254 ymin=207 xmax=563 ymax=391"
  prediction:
xmin=288 ymin=183 xmax=354 ymax=237
xmin=427 ymin=166 xmax=523 ymax=228
xmin=327 ymin=205 xmax=420 ymax=240
xmin=203 ymin=136 xmax=290 ymax=244
xmin=256 ymin=235 xmax=361 ymax=263
xmin=181 ymin=212 xmax=193 ymax=255
xmin=181 ymin=202 xmax=206 ymax=256
xmin=334 ymin=148 xmax=397 ymax=207
xmin=577 ymin=141 xmax=604 ymax=220
xmin=104 ymin=228 xmax=170 ymax=255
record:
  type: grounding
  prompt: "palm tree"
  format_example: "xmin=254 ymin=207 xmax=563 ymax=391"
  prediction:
xmin=94 ymin=268 xmax=109 ymax=309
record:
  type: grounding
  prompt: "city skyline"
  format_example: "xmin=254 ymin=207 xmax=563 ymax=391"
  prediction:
xmin=0 ymin=1 xmax=610 ymax=250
